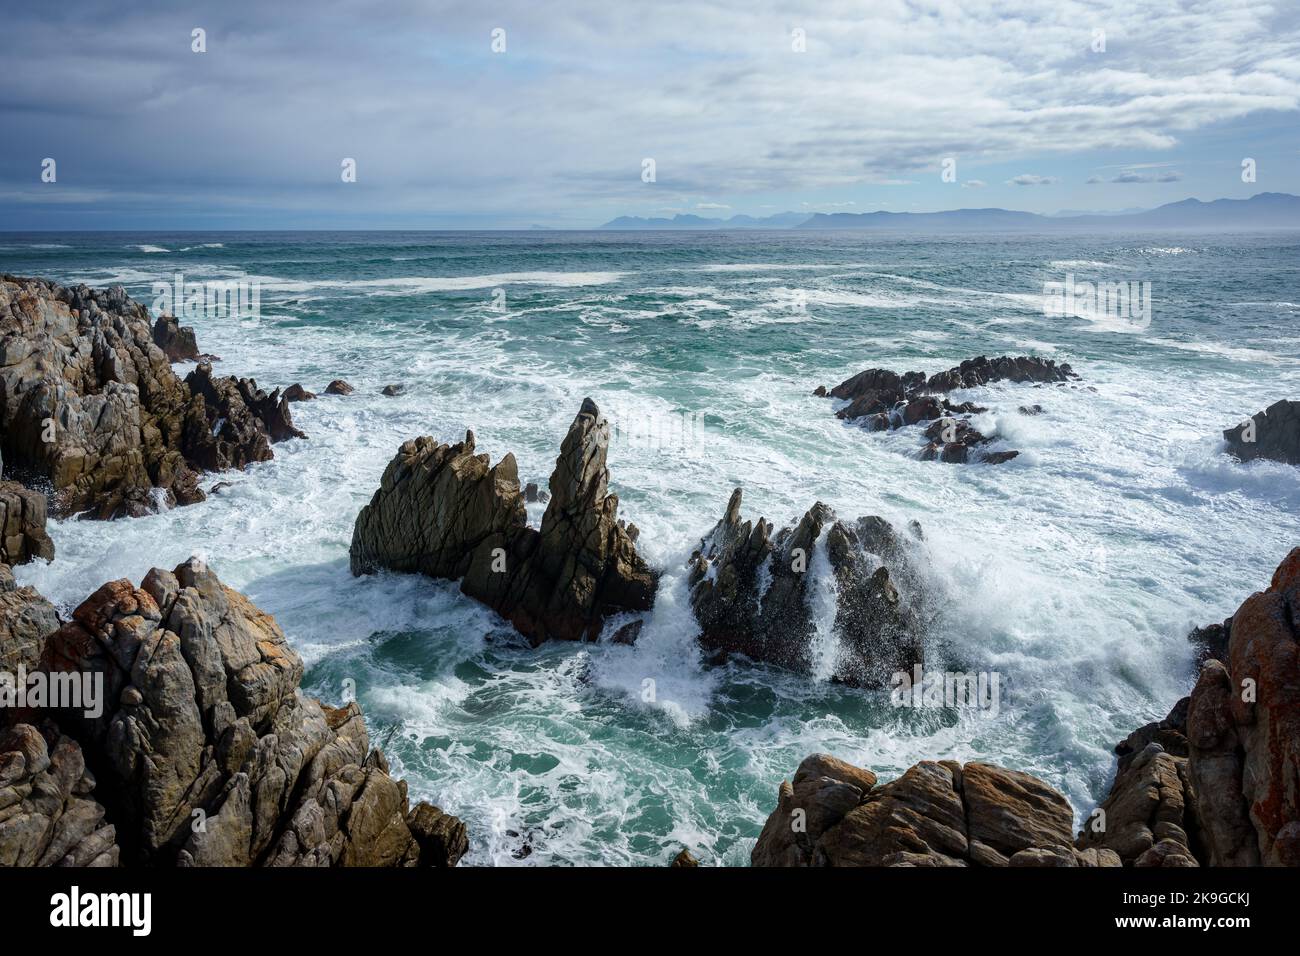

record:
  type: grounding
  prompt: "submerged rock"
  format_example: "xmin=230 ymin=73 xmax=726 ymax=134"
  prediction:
xmin=324 ymin=379 xmax=355 ymax=396
xmin=752 ymin=753 xmax=1114 ymax=867
xmin=0 ymin=275 xmax=300 ymax=519
xmin=816 ymin=354 xmax=1077 ymax=464
xmin=687 ymin=489 xmax=924 ymax=686
xmin=283 ymin=383 xmax=315 ymax=402
xmin=351 ymin=398 xmax=658 ymax=645
xmin=0 ymin=481 xmax=55 ymax=566
xmin=1223 ymin=399 xmax=1300 ymax=465
xmin=381 ymin=384 xmax=405 ymax=397
xmin=23 ymin=558 xmax=467 ymax=868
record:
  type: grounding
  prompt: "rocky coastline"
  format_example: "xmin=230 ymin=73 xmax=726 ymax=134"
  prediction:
xmin=1 ymin=275 xmax=1297 ymax=868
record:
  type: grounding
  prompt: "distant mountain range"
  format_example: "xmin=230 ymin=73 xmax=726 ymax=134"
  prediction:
xmin=599 ymin=211 xmax=810 ymax=229
xmin=598 ymin=193 xmax=1300 ymax=231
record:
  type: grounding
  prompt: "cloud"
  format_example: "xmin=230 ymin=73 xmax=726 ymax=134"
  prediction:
xmin=962 ymin=179 xmax=987 ymax=188
xmin=0 ymin=0 xmax=1296 ymax=223
xmin=1098 ymin=170 xmax=1184 ymax=183
xmin=695 ymin=202 xmax=730 ymax=210
xmin=1008 ymin=174 xmax=1058 ymax=186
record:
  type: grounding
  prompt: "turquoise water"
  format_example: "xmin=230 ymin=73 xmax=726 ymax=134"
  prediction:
xmin=6 ymin=230 xmax=1299 ymax=865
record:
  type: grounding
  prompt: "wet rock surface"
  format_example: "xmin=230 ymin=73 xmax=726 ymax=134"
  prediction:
xmin=151 ymin=315 xmax=204 ymax=363
xmin=752 ymin=754 xmax=1114 ymax=867
xmin=351 ymin=398 xmax=658 ymax=645
xmin=0 ymin=481 xmax=54 ymax=566
xmin=1223 ymin=399 xmax=1300 ymax=465
xmin=8 ymin=558 xmax=468 ymax=868
xmin=0 ymin=275 xmax=301 ymax=519
xmin=687 ymin=488 xmax=926 ymax=686
xmin=816 ymin=355 xmax=1078 ymax=464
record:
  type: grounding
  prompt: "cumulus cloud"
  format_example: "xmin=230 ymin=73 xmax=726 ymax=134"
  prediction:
xmin=1008 ymin=174 xmax=1058 ymax=186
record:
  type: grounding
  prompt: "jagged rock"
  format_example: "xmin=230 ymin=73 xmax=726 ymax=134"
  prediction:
xmin=351 ymin=398 xmax=658 ymax=645
xmin=817 ymin=355 xmax=1076 ymax=464
xmin=381 ymin=384 xmax=405 ymax=397
xmin=1184 ymin=547 xmax=1300 ymax=866
xmin=670 ymin=848 xmax=699 ymax=867
xmin=0 ymin=721 xmax=119 ymax=866
xmin=687 ymin=489 xmax=924 ymax=686
xmin=151 ymin=315 xmax=202 ymax=363
xmin=1075 ymin=738 xmax=1199 ymax=867
xmin=1223 ymin=399 xmax=1300 ymax=465
xmin=0 ymin=481 xmax=54 ymax=566
xmin=406 ymin=801 xmax=469 ymax=867
xmin=752 ymin=754 xmax=1115 ymax=867
xmin=182 ymin=363 xmax=304 ymax=472
xmin=0 ymin=275 xmax=298 ymax=519
xmin=324 ymin=380 xmax=354 ymax=396
xmin=0 ymin=563 xmax=60 ymax=685
xmin=31 ymin=559 xmax=464 ymax=867
xmin=1189 ymin=616 xmax=1232 ymax=665
xmin=283 ymin=384 xmax=315 ymax=402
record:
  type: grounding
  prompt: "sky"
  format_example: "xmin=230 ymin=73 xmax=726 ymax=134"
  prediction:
xmin=1 ymin=0 xmax=1298 ymax=229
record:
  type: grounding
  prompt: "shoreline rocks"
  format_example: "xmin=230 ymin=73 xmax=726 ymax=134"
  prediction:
xmin=1224 ymin=399 xmax=1300 ymax=465
xmin=0 ymin=275 xmax=303 ymax=519
xmin=1 ymin=559 xmax=467 ymax=868
xmin=815 ymin=355 xmax=1078 ymax=464
xmin=351 ymin=398 xmax=658 ymax=645
xmin=754 ymin=547 xmax=1300 ymax=867
xmin=688 ymin=489 xmax=926 ymax=686
xmin=0 ymin=481 xmax=54 ymax=566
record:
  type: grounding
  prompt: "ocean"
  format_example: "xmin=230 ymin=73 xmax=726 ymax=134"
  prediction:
xmin=4 ymin=229 xmax=1298 ymax=865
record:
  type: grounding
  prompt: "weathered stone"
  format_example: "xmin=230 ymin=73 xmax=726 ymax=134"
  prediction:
xmin=0 ymin=564 xmax=60 ymax=688
xmin=817 ymin=355 xmax=1076 ymax=465
xmin=324 ymin=380 xmax=354 ymax=396
xmin=688 ymin=489 xmax=925 ymax=686
xmin=1224 ymin=399 xmax=1300 ymax=465
xmin=151 ymin=315 xmax=202 ymax=363
xmin=351 ymin=398 xmax=658 ymax=645
xmin=0 ymin=481 xmax=54 ymax=566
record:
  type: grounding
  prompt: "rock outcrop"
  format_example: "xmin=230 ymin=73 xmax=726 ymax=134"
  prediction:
xmin=22 ymin=558 xmax=466 ymax=868
xmin=1223 ymin=399 xmax=1300 ymax=465
xmin=1077 ymin=546 xmax=1300 ymax=868
xmin=687 ymin=489 xmax=925 ymax=686
xmin=351 ymin=398 xmax=658 ymax=645
xmin=324 ymin=380 xmax=354 ymax=396
xmin=0 ymin=721 xmax=120 ymax=867
xmin=0 ymin=481 xmax=54 ymax=566
xmin=752 ymin=753 xmax=1118 ymax=867
xmin=0 ymin=563 xmax=60 ymax=680
xmin=151 ymin=315 xmax=203 ymax=363
xmin=0 ymin=275 xmax=302 ymax=519
xmin=1183 ymin=547 xmax=1300 ymax=866
xmin=815 ymin=355 xmax=1078 ymax=464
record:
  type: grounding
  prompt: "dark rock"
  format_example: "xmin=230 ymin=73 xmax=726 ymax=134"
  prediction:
xmin=1019 ymin=404 xmax=1044 ymax=415
xmin=182 ymin=363 xmax=304 ymax=473
xmin=1189 ymin=616 xmax=1232 ymax=665
xmin=819 ymin=355 xmax=1076 ymax=465
xmin=0 ymin=482 xmax=54 ymax=566
xmin=283 ymin=383 xmax=315 ymax=402
xmin=687 ymin=489 xmax=925 ymax=687
xmin=670 ymin=848 xmax=699 ymax=867
xmin=151 ymin=315 xmax=202 ymax=363
xmin=608 ymin=620 xmax=643 ymax=645
xmin=1223 ymin=399 xmax=1300 ymax=465
xmin=351 ymin=398 xmax=659 ymax=646
xmin=324 ymin=380 xmax=355 ymax=396
xmin=524 ymin=482 xmax=540 ymax=503
xmin=381 ymin=384 xmax=405 ymax=397
xmin=405 ymin=802 xmax=469 ymax=867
